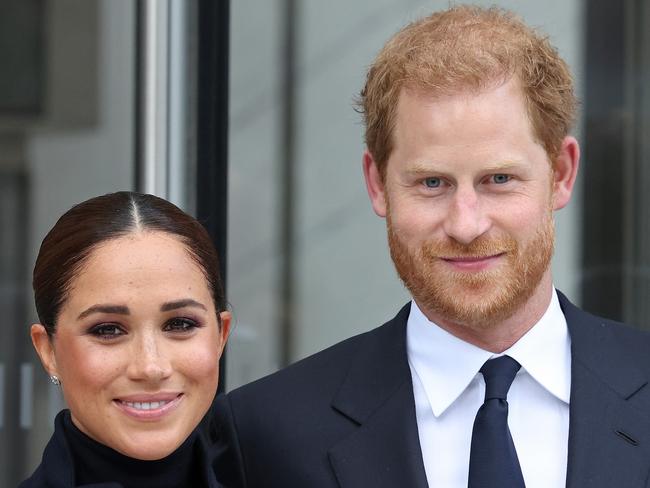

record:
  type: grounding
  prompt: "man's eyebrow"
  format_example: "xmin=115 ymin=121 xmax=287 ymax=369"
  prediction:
xmin=404 ymin=162 xmax=447 ymax=176
xmin=160 ymin=299 xmax=207 ymax=312
xmin=78 ymin=304 xmax=130 ymax=320
xmin=405 ymin=159 xmax=525 ymax=175
xmin=481 ymin=160 xmax=525 ymax=172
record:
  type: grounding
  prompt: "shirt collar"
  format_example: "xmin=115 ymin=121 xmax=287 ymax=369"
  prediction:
xmin=406 ymin=289 xmax=571 ymax=417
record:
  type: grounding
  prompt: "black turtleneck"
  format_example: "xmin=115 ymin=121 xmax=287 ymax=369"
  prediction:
xmin=62 ymin=411 xmax=207 ymax=488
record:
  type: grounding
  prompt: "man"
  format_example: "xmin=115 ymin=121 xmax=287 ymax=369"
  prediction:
xmin=213 ymin=6 xmax=650 ymax=488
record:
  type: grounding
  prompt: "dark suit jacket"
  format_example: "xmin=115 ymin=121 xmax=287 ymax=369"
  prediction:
xmin=211 ymin=292 xmax=650 ymax=487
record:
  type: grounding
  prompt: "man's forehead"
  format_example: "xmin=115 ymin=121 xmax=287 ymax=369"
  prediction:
xmin=398 ymin=75 xmax=522 ymax=107
xmin=392 ymin=78 xmax=536 ymax=148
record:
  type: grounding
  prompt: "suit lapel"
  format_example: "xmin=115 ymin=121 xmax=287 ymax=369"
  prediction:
xmin=326 ymin=294 xmax=650 ymax=488
xmin=560 ymin=293 xmax=650 ymax=488
xmin=328 ymin=304 xmax=428 ymax=488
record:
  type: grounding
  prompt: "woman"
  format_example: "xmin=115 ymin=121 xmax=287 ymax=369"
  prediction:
xmin=20 ymin=191 xmax=231 ymax=488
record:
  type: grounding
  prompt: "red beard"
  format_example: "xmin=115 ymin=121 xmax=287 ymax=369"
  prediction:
xmin=387 ymin=210 xmax=555 ymax=329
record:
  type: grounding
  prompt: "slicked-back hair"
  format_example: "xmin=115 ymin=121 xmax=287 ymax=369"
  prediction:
xmin=358 ymin=5 xmax=577 ymax=177
xmin=33 ymin=191 xmax=226 ymax=335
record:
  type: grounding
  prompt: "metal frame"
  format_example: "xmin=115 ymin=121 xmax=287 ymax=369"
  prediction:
xmin=135 ymin=0 xmax=230 ymax=389
xmin=195 ymin=0 xmax=230 ymax=391
xmin=137 ymin=0 xmax=170 ymax=197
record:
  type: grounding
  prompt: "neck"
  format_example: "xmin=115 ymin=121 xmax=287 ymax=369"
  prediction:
xmin=419 ymin=274 xmax=554 ymax=353
xmin=61 ymin=411 xmax=205 ymax=487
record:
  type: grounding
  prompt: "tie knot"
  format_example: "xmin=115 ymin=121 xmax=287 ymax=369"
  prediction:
xmin=480 ymin=355 xmax=521 ymax=401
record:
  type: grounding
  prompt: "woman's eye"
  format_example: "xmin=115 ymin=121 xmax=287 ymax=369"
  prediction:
xmin=491 ymin=174 xmax=511 ymax=184
xmin=89 ymin=324 xmax=124 ymax=339
xmin=423 ymin=177 xmax=441 ymax=188
xmin=164 ymin=318 xmax=199 ymax=333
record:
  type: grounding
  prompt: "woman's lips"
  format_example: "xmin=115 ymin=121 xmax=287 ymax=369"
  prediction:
xmin=113 ymin=393 xmax=183 ymax=420
xmin=440 ymin=253 xmax=505 ymax=270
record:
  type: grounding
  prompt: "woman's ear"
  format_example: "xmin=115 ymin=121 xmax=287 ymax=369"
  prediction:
xmin=217 ymin=311 xmax=232 ymax=355
xmin=30 ymin=324 xmax=58 ymax=377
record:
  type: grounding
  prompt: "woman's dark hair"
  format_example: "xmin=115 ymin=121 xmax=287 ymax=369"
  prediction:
xmin=33 ymin=191 xmax=226 ymax=336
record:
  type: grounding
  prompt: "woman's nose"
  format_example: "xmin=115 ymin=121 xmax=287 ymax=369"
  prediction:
xmin=127 ymin=334 xmax=173 ymax=382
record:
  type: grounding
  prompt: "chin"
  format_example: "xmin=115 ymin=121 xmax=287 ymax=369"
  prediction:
xmin=114 ymin=430 xmax=188 ymax=461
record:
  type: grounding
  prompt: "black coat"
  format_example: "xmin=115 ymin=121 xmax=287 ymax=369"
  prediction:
xmin=20 ymin=410 xmax=222 ymax=488
xmin=211 ymin=292 xmax=650 ymax=488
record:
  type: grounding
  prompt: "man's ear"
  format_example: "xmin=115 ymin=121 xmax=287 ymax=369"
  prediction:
xmin=363 ymin=150 xmax=388 ymax=217
xmin=552 ymin=136 xmax=580 ymax=210
xmin=30 ymin=324 xmax=58 ymax=377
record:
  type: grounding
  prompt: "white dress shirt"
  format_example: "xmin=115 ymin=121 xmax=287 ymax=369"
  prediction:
xmin=407 ymin=289 xmax=571 ymax=488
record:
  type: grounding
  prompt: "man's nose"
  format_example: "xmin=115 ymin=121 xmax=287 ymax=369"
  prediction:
xmin=443 ymin=187 xmax=491 ymax=245
xmin=127 ymin=333 xmax=173 ymax=382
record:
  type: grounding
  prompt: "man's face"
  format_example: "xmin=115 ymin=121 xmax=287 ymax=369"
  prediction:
xmin=365 ymin=80 xmax=572 ymax=331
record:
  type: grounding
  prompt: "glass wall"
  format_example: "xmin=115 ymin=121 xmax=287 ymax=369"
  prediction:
xmin=581 ymin=0 xmax=650 ymax=327
xmin=0 ymin=0 xmax=135 ymax=483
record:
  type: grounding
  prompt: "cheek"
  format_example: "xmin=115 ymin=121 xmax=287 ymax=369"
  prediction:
xmin=59 ymin=344 xmax=123 ymax=404
xmin=506 ymin=204 xmax=551 ymax=235
xmin=179 ymin=335 xmax=221 ymax=386
xmin=490 ymin=190 xmax=552 ymax=229
xmin=391 ymin=204 xmax=444 ymax=239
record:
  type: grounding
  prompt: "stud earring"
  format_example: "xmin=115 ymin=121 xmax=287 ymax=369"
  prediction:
xmin=50 ymin=375 xmax=61 ymax=386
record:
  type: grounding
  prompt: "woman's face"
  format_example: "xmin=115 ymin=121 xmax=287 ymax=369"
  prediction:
xmin=31 ymin=231 xmax=230 ymax=460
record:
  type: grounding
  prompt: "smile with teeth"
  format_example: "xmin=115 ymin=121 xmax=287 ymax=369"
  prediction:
xmin=121 ymin=400 xmax=169 ymax=410
xmin=114 ymin=393 xmax=183 ymax=418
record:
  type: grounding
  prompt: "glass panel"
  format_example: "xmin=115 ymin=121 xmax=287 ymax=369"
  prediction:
xmin=227 ymin=0 xmax=284 ymax=388
xmin=0 ymin=0 xmax=135 ymax=484
xmin=582 ymin=0 xmax=650 ymax=330
xmin=619 ymin=0 xmax=650 ymax=329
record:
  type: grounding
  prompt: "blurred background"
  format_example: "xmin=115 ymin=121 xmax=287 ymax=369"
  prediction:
xmin=1 ymin=0 xmax=648 ymax=484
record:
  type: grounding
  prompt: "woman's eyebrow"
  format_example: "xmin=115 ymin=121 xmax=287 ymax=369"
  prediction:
xmin=77 ymin=304 xmax=130 ymax=320
xmin=160 ymin=299 xmax=207 ymax=312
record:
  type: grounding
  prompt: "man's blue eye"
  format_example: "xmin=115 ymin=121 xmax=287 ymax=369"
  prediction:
xmin=492 ymin=174 xmax=511 ymax=184
xmin=424 ymin=177 xmax=441 ymax=188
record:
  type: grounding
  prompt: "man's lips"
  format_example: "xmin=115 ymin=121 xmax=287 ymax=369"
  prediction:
xmin=113 ymin=393 xmax=183 ymax=420
xmin=440 ymin=253 xmax=505 ymax=269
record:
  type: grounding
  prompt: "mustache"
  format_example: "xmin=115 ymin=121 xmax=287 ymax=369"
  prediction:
xmin=419 ymin=235 xmax=518 ymax=259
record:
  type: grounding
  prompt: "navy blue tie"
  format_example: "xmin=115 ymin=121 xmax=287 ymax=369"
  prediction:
xmin=468 ymin=355 xmax=525 ymax=488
